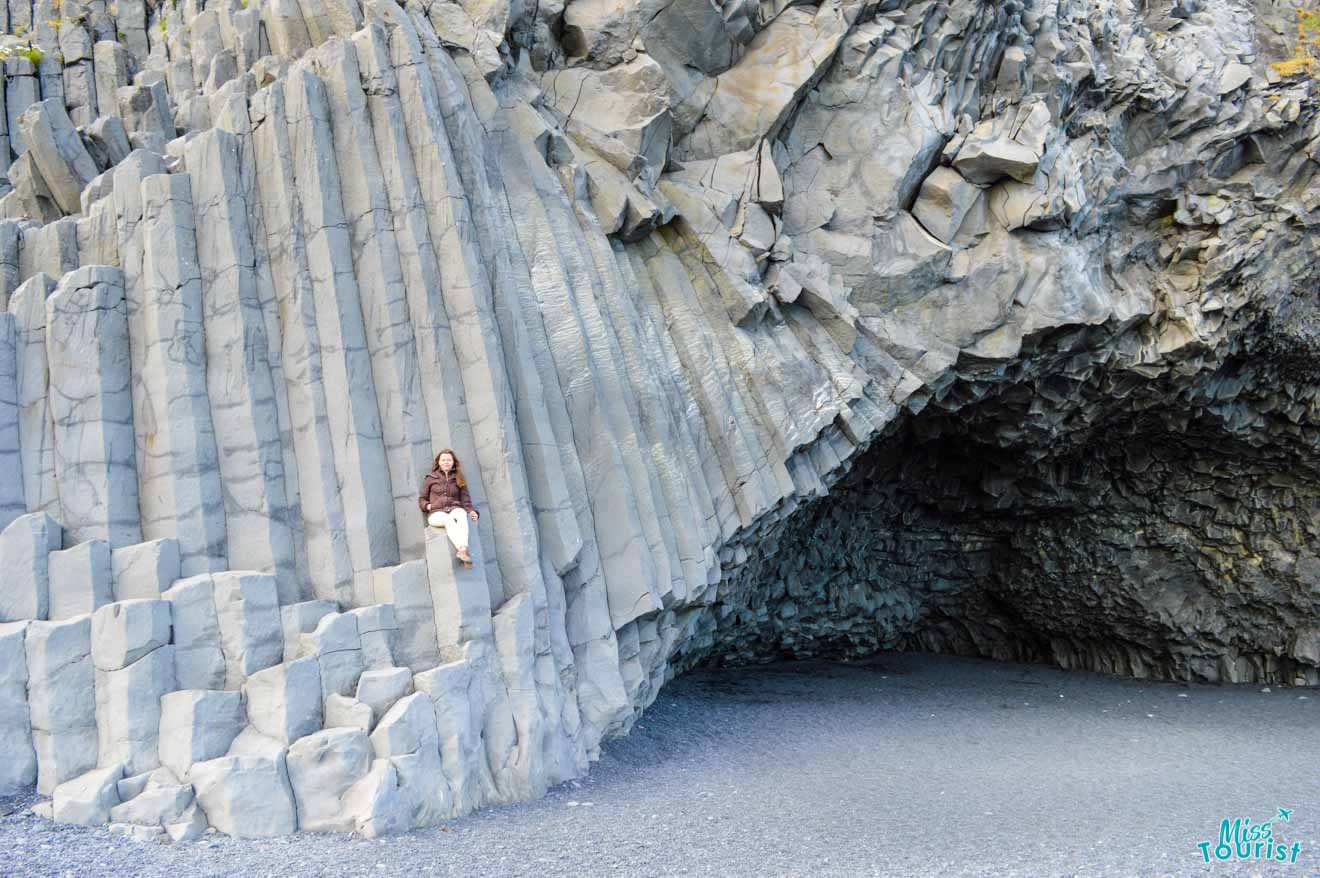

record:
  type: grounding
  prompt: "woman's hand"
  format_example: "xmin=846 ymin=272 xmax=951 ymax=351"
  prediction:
xmin=469 ymin=510 xmax=479 ymax=521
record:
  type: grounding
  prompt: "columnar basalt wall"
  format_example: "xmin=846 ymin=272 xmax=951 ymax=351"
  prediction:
xmin=0 ymin=0 xmax=1316 ymax=840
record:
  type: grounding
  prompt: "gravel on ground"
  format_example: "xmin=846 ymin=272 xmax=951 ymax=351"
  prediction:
xmin=4 ymin=652 xmax=1317 ymax=878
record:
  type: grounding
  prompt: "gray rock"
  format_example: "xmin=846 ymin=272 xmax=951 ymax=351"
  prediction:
xmin=0 ymin=511 xmax=62 ymax=622
xmin=94 ymin=644 xmax=177 ymax=775
xmin=89 ymin=599 xmax=169 ymax=674
xmin=17 ymin=99 xmax=99 ymax=215
xmin=51 ymin=764 xmax=124 ymax=825
xmin=0 ymin=621 xmax=38 ymax=794
xmin=110 ymin=539 xmax=182 ymax=601
xmin=190 ymin=753 xmax=297 ymax=838
xmin=25 ymin=614 xmax=97 ymax=794
xmin=45 ymin=267 xmax=141 ymax=548
xmin=48 ymin=540 xmax=114 ymax=621
xmin=355 ymin=666 xmax=413 ymax=727
xmin=158 ymin=689 xmax=246 ymax=780
xmin=242 ymin=657 xmax=322 ymax=744
xmin=285 ymin=727 xmax=372 ymax=832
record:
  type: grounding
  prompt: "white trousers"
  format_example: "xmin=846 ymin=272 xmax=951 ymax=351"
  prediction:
xmin=427 ymin=508 xmax=470 ymax=552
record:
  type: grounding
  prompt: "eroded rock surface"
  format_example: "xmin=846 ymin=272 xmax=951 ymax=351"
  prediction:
xmin=0 ymin=0 xmax=1316 ymax=841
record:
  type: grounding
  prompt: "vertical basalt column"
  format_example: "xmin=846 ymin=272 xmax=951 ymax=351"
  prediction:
xmin=210 ymin=78 xmax=313 ymax=602
xmin=46 ymin=266 xmax=141 ymax=547
xmin=0 ymin=312 xmax=24 ymax=531
xmin=284 ymin=61 xmax=400 ymax=592
xmin=249 ymin=80 xmax=355 ymax=606
xmin=186 ymin=128 xmax=301 ymax=601
xmin=351 ymin=21 xmax=485 ymax=552
xmin=311 ymin=38 xmax=433 ymax=568
xmin=135 ymin=172 xmax=228 ymax=574
xmin=112 ymin=149 xmax=168 ymax=509
xmin=7 ymin=273 xmax=57 ymax=515
xmin=0 ymin=221 xmax=23 ymax=306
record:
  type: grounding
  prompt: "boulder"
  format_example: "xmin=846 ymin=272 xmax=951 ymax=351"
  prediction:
xmin=341 ymin=759 xmax=410 ymax=838
xmin=285 ymin=728 xmax=373 ymax=832
xmin=190 ymin=754 xmax=297 ymax=838
xmin=109 ymin=778 xmax=195 ymax=827
xmin=52 ymin=765 xmax=124 ymax=825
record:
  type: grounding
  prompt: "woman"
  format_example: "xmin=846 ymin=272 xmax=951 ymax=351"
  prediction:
xmin=418 ymin=449 xmax=480 ymax=566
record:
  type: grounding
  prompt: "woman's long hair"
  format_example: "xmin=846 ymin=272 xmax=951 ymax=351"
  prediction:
xmin=433 ymin=449 xmax=467 ymax=488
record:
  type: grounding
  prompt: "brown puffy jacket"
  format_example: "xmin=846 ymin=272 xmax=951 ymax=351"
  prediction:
xmin=418 ymin=470 xmax=477 ymax=517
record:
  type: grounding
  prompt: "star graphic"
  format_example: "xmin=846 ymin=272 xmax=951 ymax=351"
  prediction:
xmin=1278 ymin=807 xmax=1293 ymax=822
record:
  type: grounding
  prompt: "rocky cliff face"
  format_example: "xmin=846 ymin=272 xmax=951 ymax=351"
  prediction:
xmin=0 ymin=0 xmax=1316 ymax=840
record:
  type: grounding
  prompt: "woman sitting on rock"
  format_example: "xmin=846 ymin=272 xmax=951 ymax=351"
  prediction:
xmin=419 ymin=449 xmax=480 ymax=566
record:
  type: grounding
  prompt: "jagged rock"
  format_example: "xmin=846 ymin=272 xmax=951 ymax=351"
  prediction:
xmin=369 ymin=692 xmax=452 ymax=827
xmin=52 ymin=764 xmax=123 ymax=825
xmin=16 ymin=99 xmax=99 ymax=215
xmin=341 ymin=758 xmax=410 ymax=837
xmin=109 ymin=777 xmax=194 ymax=828
xmin=912 ymin=167 xmax=984 ymax=244
xmin=324 ymin=693 xmax=373 ymax=731
xmin=541 ymin=55 xmax=671 ymax=173
xmin=561 ymin=0 xmax=637 ymax=65
xmin=370 ymin=561 xmax=437 ymax=673
xmin=85 ymin=116 xmax=133 ymax=170
xmin=158 ymin=690 xmax=246 ymax=780
xmin=162 ymin=575 xmax=226 ymax=690
xmin=355 ymin=666 xmax=413 ymax=727
xmin=285 ymin=728 xmax=372 ymax=832
xmin=117 ymin=766 xmax=179 ymax=802
xmin=280 ymin=600 xmax=339 ymax=661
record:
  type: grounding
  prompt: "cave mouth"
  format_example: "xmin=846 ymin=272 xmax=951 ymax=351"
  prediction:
xmin=687 ymin=320 xmax=1320 ymax=688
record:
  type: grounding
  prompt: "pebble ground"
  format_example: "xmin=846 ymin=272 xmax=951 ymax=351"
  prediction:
xmin=4 ymin=652 xmax=1317 ymax=877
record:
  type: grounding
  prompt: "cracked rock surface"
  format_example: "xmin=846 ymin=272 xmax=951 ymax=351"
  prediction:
xmin=0 ymin=0 xmax=1316 ymax=841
